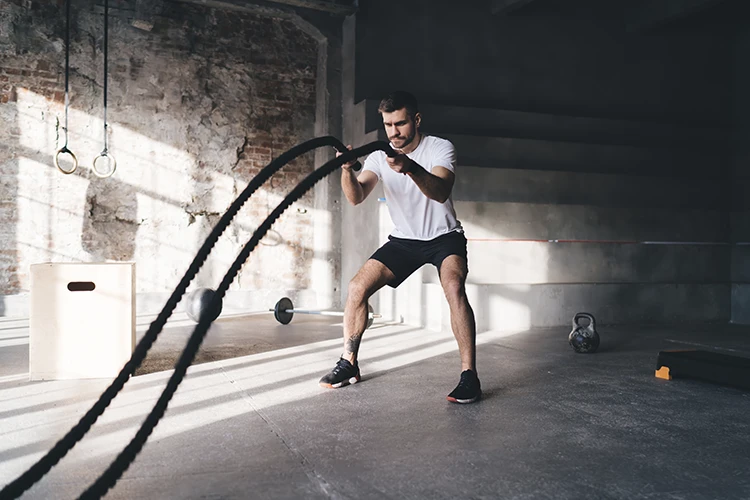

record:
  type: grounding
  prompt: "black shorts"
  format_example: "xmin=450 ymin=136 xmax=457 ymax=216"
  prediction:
xmin=370 ymin=231 xmax=468 ymax=288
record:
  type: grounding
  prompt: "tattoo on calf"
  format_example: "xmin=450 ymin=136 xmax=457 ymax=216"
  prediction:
xmin=345 ymin=334 xmax=362 ymax=356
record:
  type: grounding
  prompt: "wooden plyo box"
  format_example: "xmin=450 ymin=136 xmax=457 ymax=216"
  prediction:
xmin=29 ymin=262 xmax=136 ymax=380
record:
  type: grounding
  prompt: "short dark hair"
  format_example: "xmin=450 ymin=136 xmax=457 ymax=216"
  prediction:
xmin=378 ymin=91 xmax=419 ymax=120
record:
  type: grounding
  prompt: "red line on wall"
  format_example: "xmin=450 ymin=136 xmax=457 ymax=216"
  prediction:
xmin=465 ymin=238 xmax=735 ymax=245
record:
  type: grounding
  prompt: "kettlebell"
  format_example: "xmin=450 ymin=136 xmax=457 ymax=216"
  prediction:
xmin=569 ymin=312 xmax=600 ymax=353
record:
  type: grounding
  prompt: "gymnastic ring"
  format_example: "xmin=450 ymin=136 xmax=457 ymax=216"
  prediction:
xmin=92 ymin=151 xmax=117 ymax=178
xmin=54 ymin=147 xmax=78 ymax=174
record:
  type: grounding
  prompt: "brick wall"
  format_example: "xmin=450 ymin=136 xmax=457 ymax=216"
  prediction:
xmin=0 ymin=0 xmax=320 ymax=310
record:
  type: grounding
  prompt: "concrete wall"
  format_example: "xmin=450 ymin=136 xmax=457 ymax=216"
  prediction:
xmin=0 ymin=0 xmax=340 ymax=316
xmin=731 ymin=15 xmax=750 ymax=323
xmin=354 ymin=0 xmax=731 ymax=124
xmin=340 ymin=17 xmax=379 ymax=306
xmin=343 ymin=0 xmax=733 ymax=330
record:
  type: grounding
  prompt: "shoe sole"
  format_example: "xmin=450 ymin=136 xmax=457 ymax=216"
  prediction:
xmin=446 ymin=391 xmax=481 ymax=404
xmin=319 ymin=375 xmax=360 ymax=389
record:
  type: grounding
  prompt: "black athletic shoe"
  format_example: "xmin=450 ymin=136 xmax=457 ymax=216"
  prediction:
xmin=319 ymin=358 xmax=361 ymax=388
xmin=447 ymin=370 xmax=482 ymax=404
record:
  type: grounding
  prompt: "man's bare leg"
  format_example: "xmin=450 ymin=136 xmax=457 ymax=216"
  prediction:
xmin=439 ymin=255 xmax=476 ymax=372
xmin=440 ymin=254 xmax=480 ymax=403
xmin=319 ymin=259 xmax=394 ymax=388
xmin=342 ymin=259 xmax=395 ymax=364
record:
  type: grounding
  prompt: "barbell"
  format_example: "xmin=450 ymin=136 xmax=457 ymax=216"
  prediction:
xmin=271 ymin=297 xmax=381 ymax=329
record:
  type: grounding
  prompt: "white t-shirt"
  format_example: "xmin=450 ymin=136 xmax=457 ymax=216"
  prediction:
xmin=363 ymin=135 xmax=463 ymax=241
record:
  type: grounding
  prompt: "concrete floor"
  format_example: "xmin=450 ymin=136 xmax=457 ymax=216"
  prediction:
xmin=1 ymin=312 xmax=749 ymax=499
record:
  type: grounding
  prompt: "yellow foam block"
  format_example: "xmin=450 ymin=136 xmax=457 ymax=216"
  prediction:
xmin=29 ymin=262 xmax=136 ymax=380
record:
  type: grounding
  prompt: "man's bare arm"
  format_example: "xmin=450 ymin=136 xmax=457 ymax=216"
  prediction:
xmin=386 ymin=153 xmax=454 ymax=203
xmin=406 ymin=163 xmax=454 ymax=203
xmin=342 ymin=169 xmax=379 ymax=206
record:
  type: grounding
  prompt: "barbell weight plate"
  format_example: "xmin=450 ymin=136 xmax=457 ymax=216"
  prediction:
xmin=274 ymin=297 xmax=294 ymax=325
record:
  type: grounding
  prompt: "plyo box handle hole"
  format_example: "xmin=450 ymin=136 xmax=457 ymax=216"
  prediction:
xmin=67 ymin=281 xmax=96 ymax=292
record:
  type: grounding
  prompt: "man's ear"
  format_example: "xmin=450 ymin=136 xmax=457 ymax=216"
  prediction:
xmin=414 ymin=112 xmax=422 ymax=128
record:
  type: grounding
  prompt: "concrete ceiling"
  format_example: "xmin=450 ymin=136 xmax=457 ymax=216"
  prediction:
xmin=491 ymin=0 xmax=747 ymax=33
xmin=118 ymin=0 xmax=357 ymax=32
xmin=120 ymin=0 xmax=748 ymax=35
xmin=230 ymin=0 xmax=356 ymax=15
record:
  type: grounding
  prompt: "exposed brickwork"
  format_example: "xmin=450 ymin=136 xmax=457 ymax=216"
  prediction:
xmin=0 ymin=1 xmax=319 ymax=297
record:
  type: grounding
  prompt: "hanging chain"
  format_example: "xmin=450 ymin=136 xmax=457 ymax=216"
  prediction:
xmin=102 ymin=0 xmax=108 ymax=154
xmin=92 ymin=0 xmax=116 ymax=178
xmin=54 ymin=0 xmax=78 ymax=174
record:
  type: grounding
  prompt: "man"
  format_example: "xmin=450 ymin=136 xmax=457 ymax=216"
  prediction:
xmin=319 ymin=91 xmax=481 ymax=404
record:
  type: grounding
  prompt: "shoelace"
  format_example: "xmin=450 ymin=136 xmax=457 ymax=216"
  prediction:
xmin=333 ymin=359 xmax=352 ymax=375
xmin=456 ymin=372 xmax=475 ymax=390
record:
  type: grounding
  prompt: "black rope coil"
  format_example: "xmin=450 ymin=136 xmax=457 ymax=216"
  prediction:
xmin=1 ymin=136 xmax=379 ymax=500
xmin=79 ymin=140 xmax=394 ymax=498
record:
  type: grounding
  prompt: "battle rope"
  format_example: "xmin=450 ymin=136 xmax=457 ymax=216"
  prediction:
xmin=78 ymin=140 xmax=395 ymax=499
xmin=0 ymin=136 xmax=358 ymax=500
xmin=92 ymin=0 xmax=115 ymax=178
xmin=54 ymin=0 xmax=78 ymax=174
